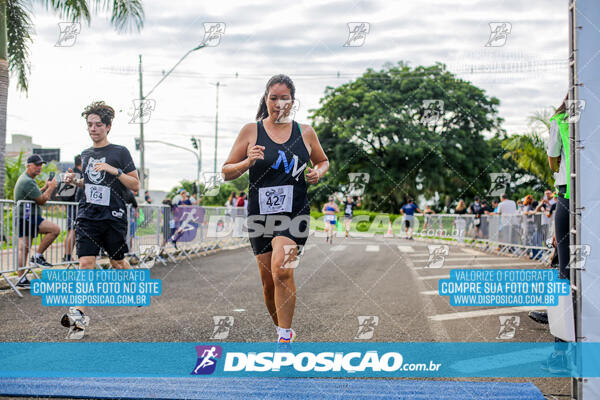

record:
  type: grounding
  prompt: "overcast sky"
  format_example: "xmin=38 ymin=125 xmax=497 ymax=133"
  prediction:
xmin=8 ymin=0 xmax=568 ymax=191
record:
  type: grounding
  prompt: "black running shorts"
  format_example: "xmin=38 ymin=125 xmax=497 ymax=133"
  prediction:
xmin=248 ymin=213 xmax=310 ymax=255
xmin=76 ymin=218 xmax=128 ymax=260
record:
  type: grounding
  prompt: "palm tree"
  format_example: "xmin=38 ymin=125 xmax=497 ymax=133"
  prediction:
xmin=0 ymin=0 xmax=144 ymax=197
xmin=502 ymin=109 xmax=555 ymax=188
xmin=502 ymin=131 xmax=554 ymax=188
xmin=527 ymin=108 xmax=552 ymax=133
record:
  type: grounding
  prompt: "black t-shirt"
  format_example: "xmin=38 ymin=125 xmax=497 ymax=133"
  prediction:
xmin=481 ymin=205 xmax=493 ymax=214
xmin=470 ymin=202 xmax=483 ymax=215
xmin=343 ymin=200 xmax=356 ymax=216
xmin=77 ymin=144 xmax=136 ymax=224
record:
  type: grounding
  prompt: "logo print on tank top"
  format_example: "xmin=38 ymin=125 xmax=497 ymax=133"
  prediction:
xmin=271 ymin=150 xmax=307 ymax=181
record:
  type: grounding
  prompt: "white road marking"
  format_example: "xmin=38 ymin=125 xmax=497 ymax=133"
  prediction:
xmin=397 ymin=246 xmax=415 ymax=253
xmin=460 ymin=248 xmax=486 ymax=255
xmin=413 ymin=262 xmax=540 ymax=270
xmin=429 ymin=306 xmax=544 ymax=321
xmin=412 ymin=257 xmax=526 ymax=262
xmin=420 ymin=290 xmax=439 ymax=295
xmin=330 ymin=245 xmax=347 ymax=252
xmin=417 ymin=274 xmax=450 ymax=280
xmin=365 ymin=245 xmax=380 ymax=252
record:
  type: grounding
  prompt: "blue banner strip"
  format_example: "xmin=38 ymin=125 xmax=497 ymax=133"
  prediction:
xmin=1 ymin=342 xmax=599 ymax=378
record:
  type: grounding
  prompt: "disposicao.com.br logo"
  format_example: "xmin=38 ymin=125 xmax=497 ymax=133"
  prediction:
xmin=193 ymin=348 xmax=441 ymax=375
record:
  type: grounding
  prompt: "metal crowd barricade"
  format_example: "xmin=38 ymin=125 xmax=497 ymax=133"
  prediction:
xmin=414 ymin=211 xmax=555 ymax=262
xmin=6 ymin=200 xmax=79 ymax=296
xmin=147 ymin=205 xmax=248 ymax=265
xmin=0 ymin=200 xmax=20 ymax=295
xmin=126 ymin=203 xmax=171 ymax=268
xmin=1 ymin=199 xmax=251 ymax=296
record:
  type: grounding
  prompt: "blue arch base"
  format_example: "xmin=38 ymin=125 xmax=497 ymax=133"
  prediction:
xmin=0 ymin=377 xmax=545 ymax=400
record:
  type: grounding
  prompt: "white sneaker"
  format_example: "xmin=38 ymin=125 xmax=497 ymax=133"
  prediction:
xmin=60 ymin=307 xmax=89 ymax=340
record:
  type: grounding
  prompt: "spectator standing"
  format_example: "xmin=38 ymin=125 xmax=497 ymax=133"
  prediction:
xmin=61 ymin=155 xmax=83 ymax=263
xmin=171 ymin=189 xmax=184 ymax=205
xmin=400 ymin=198 xmax=421 ymax=240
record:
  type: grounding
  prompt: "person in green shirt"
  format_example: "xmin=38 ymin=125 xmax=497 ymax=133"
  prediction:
xmin=14 ymin=154 xmax=60 ymax=289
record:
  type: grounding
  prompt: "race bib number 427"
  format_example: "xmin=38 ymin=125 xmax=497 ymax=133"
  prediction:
xmin=85 ymin=184 xmax=110 ymax=206
xmin=259 ymin=185 xmax=293 ymax=214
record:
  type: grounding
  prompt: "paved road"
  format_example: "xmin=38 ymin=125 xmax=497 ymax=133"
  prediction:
xmin=0 ymin=235 xmax=569 ymax=398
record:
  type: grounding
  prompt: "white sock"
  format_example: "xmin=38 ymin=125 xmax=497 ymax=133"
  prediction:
xmin=35 ymin=253 xmax=42 ymax=258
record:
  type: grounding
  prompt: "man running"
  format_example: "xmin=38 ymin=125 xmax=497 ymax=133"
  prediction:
xmin=222 ymin=74 xmax=329 ymax=345
xmin=62 ymin=101 xmax=140 ymax=339
xmin=400 ymin=198 xmax=421 ymax=240
xmin=322 ymin=196 xmax=339 ymax=244
xmin=343 ymin=195 xmax=361 ymax=238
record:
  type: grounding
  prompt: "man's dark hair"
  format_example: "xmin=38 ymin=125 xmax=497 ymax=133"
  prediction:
xmin=474 ymin=196 xmax=480 ymax=201
xmin=82 ymin=101 xmax=115 ymax=126
xmin=74 ymin=154 xmax=82 ymax=167
xmin=240 ymin=191 xmax=246 ymax=197
xmin=407 ymin=198 xmax=414 ymax=203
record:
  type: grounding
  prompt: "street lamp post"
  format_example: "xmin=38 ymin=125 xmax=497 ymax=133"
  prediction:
xmin=145 ymin=137 xmax=202 ymax=193
xmin=137 ymin=43 xmax=205 ymax=191
xmin=209 ymin=81 xmax=225 ymax=187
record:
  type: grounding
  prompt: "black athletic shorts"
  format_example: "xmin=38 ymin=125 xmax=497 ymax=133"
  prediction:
xmin=76 ymin=218 xmax=128 ymax=260
xmin=247 ymin=213 xmax=310 ymax=255
xmin=17 ymin=216 xmax=44 ymax=238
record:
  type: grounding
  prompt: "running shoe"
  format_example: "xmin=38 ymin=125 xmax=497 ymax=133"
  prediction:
xmin=278 ymin=329 xmax=297 ymax=344
xmin=16 ymin=275 xmax=31 ymax=289
xmin=528 ymin=311 xmax=548 ymax=325
xmin=31 ymin=255 xmax=52 ymax=267
xmin=276 ymin=329 xmax=297 ymax=352
xmin=62 ymin=254 xmax=72 ymax=262
xmin=61 ymin=307 xmax=90 ymax=340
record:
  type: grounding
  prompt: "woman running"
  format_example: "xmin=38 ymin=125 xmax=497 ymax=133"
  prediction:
xmin=322 ymin=196 xmax=339 ymax=244
xmin=222 ymin=74 xmax=329 ymax=345
xmin=343 ymin=195 xmax=361 ymax=238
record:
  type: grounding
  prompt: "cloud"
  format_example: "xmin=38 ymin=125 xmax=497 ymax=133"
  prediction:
xmin=9 ymin=0 xmax=569 ymax=192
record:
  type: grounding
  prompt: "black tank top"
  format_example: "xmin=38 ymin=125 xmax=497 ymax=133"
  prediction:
xmin=248 ymin=120 xmax=310 ymax=217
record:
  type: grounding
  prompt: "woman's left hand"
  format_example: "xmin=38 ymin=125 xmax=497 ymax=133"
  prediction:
xmin=306 ymin=167 xmax=320 ymax=184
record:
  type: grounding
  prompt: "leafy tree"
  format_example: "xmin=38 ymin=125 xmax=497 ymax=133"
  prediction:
xmin=4 ymin=150 xmax=23 ymax=199
xmin=166 ymin=173 xmax=249 ymax=207
xmin=308 ymin=62 xmax=504 ymax=213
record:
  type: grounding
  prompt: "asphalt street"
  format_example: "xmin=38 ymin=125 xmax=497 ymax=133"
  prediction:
xmin=0 ymin=235 xmax=569 ymax=398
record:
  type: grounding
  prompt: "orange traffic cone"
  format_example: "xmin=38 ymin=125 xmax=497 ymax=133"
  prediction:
xmin=386 ymin=221 xmax=393 ymax=237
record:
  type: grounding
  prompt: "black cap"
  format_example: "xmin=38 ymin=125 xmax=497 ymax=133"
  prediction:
xmin=26 ymin=154 xmax=46 ymax=165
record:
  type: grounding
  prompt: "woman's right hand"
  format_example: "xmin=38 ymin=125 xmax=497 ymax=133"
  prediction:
xmin=247 ymin=145 xmax=265 ymax=167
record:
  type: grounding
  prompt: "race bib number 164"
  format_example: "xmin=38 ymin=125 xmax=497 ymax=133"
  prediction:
xmin=85 ymin=184 xmax=110 ymax=206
